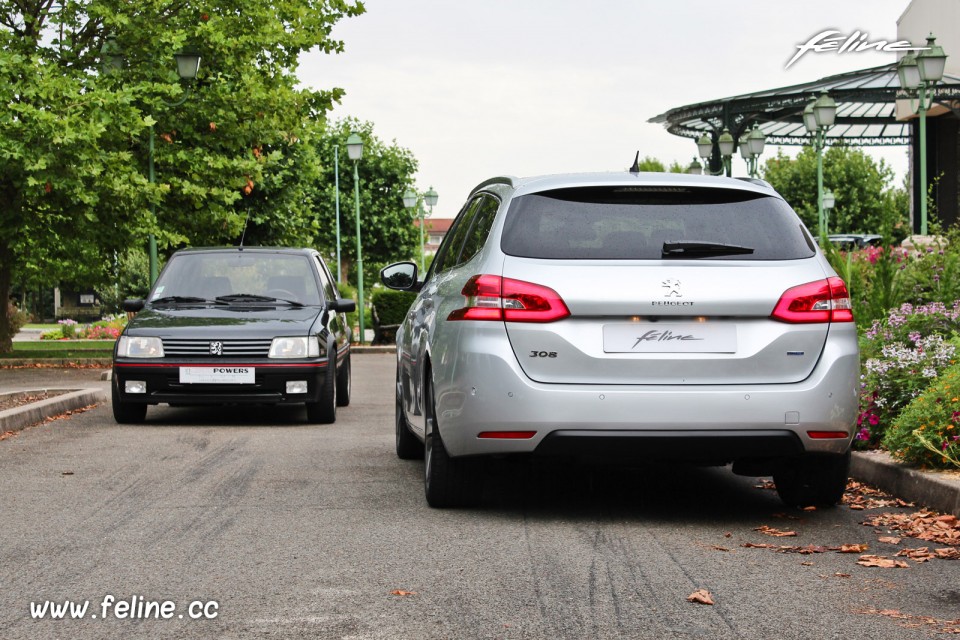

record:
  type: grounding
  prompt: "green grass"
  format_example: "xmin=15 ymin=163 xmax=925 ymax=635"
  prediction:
xmin=1 ymin=340 xmax=114 ymax=359
xmin=23 ymin=323 xmax=61 ymax=330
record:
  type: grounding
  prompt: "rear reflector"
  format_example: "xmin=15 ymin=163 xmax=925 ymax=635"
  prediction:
xmin=448 ymin=275 xmax=570 ymax=323
xmin=477 ymin=431 xmax=537 ymax=439
xmin=771 ymin=277 xmax=854 ymax=323
xmin=807 ymin=431 xmax=849 ymax=439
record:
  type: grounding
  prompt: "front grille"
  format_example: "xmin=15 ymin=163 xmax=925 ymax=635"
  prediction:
xmin=162 ymin=338 xmax=273 ymax=357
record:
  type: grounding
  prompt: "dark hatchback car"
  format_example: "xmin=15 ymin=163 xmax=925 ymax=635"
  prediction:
xmin=112 ymin=247 xmax=355 ymax=424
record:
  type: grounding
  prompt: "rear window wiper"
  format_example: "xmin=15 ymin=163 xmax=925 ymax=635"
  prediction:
xmin=661 ymin=241 xmax=755 ymax=258
xmin=152 ymin=295 xmax=224 ymax=305
xmin=216 ymin=293 xmax=304 ymax=307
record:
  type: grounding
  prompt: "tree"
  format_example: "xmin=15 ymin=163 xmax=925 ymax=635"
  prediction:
xmin=0 ymin=0 xmax=363 ymax=352
xmin=761 ymin=146 xmax=908 ymax=240
xmin=634 ymin=156 xmax=686 ymax=173
xmin=307 ymin=118 xmax=421 ymax=288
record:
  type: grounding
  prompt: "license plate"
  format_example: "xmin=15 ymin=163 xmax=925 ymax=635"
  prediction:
xmin=179 ymin=366 xmax=255 ymax=384
xmin=603 ymin=323 xmax=736 ymax=353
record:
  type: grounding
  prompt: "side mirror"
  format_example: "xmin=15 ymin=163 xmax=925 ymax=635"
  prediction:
xmin=122 ymin=299 xmax=145 ymax=313
xmin=332 ymin=298 xmax=356 ymax=313
xmin=380 ymin=262 xmax=420 ymax=291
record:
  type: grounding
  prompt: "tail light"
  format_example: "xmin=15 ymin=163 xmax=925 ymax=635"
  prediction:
xmin=771 ymin=277 xmax=854 ymax=323
xmin=448 ymin=275 xmax=570 ymax=323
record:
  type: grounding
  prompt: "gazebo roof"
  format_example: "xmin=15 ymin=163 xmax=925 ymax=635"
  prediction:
xmin=649 ymin=62 xmax=960 ymax=147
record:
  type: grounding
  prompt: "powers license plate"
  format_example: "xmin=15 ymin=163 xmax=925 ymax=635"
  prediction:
xmin=179 ymin=367 xmax=255 ymax=384
xmin=603 ymin=323 xmax=736 ymax=354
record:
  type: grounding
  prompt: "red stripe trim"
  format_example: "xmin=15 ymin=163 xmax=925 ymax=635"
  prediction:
xmin=114 ymin=362 xmax=326 ymax=368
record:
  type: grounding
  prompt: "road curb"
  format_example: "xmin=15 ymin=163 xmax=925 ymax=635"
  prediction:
xmin=0 ymin=388 xmax=108 ymax=435
xmin=851 ymin=450 xmax=960 ymax=517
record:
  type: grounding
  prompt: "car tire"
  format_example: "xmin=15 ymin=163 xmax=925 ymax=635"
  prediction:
xmin=774 ymin=451 xmax=850 ymax=508
xmin=423 ymin=376 xmax=480 ymax=507
xmin=112 ymin=381 xmax=147 ymax=424
xmin=336 ymin=353 xmax=351 ymax=407
xmin=306 ymin=355 xmax=336 ymax=424
xmin=396 ymin=371 xmax=422 ymax=460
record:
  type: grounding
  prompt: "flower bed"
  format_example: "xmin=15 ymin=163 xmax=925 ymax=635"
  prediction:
xmin=41 ymin=315 xmax=126 ymax=341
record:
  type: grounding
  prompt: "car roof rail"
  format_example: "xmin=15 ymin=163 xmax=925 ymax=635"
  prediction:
xmin=471 ymin=175 xmax=518 ymax=193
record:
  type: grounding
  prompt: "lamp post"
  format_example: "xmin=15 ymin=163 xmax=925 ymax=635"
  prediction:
xmin=100 ymin=35 xmax=201 ymax=285
xmin=803 ymin=90 xmax=836 ymax=239
xmin=346 ymin=132 xmax=365 ymax=345
xmin=686 ymin=157 xmax=703 ymax=175
xmin=898 ymin=33 xmax=948 ymax=236
xmin=403 ymin=187 xmax=440 ymax=272
xmin=333 ymin=146 xmax=342 ymax=282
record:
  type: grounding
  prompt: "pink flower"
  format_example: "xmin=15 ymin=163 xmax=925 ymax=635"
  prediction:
xmin=856 ymin=428 xmax=871 ymax=441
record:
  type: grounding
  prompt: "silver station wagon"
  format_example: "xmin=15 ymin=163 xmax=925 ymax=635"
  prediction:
xmin=381 ymin=173 xmax=859 ymax=508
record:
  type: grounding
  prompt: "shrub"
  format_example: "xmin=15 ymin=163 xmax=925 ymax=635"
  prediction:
xmin=57 ymin=318 xmax=78 ymax=339
xmin=884 ymin=362 xmax=960 ymax=469
xmin=371 ymin=289 xmax=417 ymax=326
xmin=2 ymin=302 xmax=28 ymax=344
xmin=856 ymin=302 xmax=960 ymax=447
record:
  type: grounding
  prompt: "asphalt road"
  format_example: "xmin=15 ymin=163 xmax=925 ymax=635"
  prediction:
xmin=1 ymin=354 xmax=959 ymax=639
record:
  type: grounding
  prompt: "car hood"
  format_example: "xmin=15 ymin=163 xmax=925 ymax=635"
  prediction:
xmin=125 ymin=305 xmax=323 ymax=337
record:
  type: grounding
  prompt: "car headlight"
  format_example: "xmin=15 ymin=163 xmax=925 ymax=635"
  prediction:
xmin=117 ymin=336 xmax=165 ymax=358
xmin=269 ymin=336 xmax=320 ymax=359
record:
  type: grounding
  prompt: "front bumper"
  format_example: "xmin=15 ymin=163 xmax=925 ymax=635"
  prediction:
xmin=113 ymin=360 xmax=328 ymax=405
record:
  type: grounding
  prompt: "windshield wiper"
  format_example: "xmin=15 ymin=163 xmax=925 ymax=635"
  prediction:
xmin=216 ymin=293 xmax=304 ymax=307
xmin=152 ymin=295 xmax=223 ymax=305
xmin=661 ymin=241 xmax=755 ymax=258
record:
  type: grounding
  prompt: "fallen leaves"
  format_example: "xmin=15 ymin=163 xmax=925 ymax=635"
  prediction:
xmin=844 ymin=481 xmax=916 ymax=511
xmin=754 ymin=525 xmax=798 ymax=537
xmin=740 ymin=542 xmax=867 ymax=556
xmin=0 ymin=403 xmax=99 ymax=441
xmin=857 ymin=607 xmax=960 ymax=635
xmin=863 ymin=511 xmax=960 ymax=547
xmin=686 ymin=589 xmax=714 ymax=605
xmin=856 ymin=555 xmax=909 ymax=568
xmin=390 ymin=590 xmax=417 ymax=597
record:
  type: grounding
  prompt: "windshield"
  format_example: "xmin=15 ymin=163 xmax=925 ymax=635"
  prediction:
xmin=150 ymin=252 xmax=322 ymax=305
xmin=500 ymin=187 xmax=815 ymax=261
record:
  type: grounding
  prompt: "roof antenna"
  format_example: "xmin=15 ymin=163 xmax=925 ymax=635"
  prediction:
xmin=238 ymin=201 xmax=251 ymax=250
xmin=629 ymin=151 xmax=640 ymax=173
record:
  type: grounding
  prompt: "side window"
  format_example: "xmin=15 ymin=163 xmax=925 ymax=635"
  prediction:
xmin=314 ymin=256 xmax=338 ymax=304
xmin=428 ymin=197 xmax=481 ymax=278
xmin=455 ymin=195 xmax=500 ymax=266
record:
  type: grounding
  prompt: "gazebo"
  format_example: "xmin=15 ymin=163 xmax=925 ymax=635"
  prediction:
xmin=649 ymin=62 xmax=960 ymax=230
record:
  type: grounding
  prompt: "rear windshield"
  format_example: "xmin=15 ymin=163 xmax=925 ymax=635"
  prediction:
xmin=500 ymin=186 xmax=815 ymax=261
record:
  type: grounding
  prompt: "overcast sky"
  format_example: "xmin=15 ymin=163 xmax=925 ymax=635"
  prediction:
xmin=299 ymin=0 xmax=915 ymax=217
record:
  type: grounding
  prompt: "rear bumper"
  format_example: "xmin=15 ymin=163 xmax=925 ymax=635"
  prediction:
xmin=113 ymin=360 xmax=328 ymax=405
xmin=431 ymin=324 xmax=859 ymax=460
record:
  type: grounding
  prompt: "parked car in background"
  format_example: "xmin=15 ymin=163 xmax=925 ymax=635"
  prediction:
xmin=113 ymin=247 xmax=354 ymax=424
xmin=382 ymin=173 xmax=859 ymax=508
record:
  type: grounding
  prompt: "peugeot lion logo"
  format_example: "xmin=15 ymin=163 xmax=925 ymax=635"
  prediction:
xmin=662 ymin=279 xmax=682 ymax=298
xmin=209 ymin=341 xmax=223 ymax=356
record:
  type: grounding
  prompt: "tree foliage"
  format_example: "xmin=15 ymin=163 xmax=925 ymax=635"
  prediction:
xmin=761 ymin=146 xmax=909 ymax=240
xmin=635 ymin=156 xmax=686 ymax=173
xmin=0 ymin=0 xmax=364 ymax=351
xmin=307 ymin=118 xmax=420 ymax=287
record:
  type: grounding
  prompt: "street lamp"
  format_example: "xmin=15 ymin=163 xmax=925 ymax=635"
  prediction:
xmin=822 ymin=189 xmax=836 ymax=236
xmin=804 ymin=90 xmax=836 ymax=239
xmin=696 ymin=129 xmax=735 ymax=176
xmin=333 ymin=146 xmax=342 ymax=282
xmin=686 ymin=157 xmax=703 ymax=175
xmin=100 ymin=35 xmax=201 ymax=285
xmin=739 ymin=124 xmax=766 ymax=178
xmin=898 ymin=33 xmax=948 ymax=236
xmin=403 ymin=187 xmax=439 ymax=272
xmin=346 ymin=132 xmax=365 ymax=345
